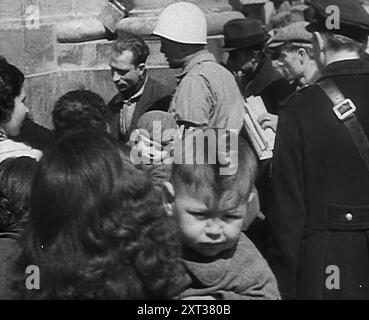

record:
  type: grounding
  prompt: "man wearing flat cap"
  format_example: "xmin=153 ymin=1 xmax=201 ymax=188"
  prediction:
xmin=269 ymin=21 xmax=320 ymax=87
xmin=258 ymin=21 xmax=320 ymax=133
xmin=267 ymin=0 xmax=369 ymax=299
xmin=224 ymin=18 xmax=295 ymax=115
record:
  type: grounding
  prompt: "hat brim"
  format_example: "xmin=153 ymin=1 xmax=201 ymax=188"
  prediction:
xmin=223 ymin=33 xmax=270 ymax=50
xmin=305 ymin=22 xmax=320 ymax=33
xmin=267 ymin=40 xmax=284 ymax=48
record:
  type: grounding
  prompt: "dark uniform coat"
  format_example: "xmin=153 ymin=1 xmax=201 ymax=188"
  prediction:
xmin=268 ymin=59 xmax=369 ymax=299
xmin=108 ymin=76 xmax=174 ymax=142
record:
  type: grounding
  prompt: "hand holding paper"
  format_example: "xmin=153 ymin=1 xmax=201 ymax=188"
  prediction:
xmin=243 ymin=96 xmax=276 ymax=160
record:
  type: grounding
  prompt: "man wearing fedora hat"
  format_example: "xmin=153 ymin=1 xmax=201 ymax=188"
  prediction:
xmin=268 ymin=0 xmax=369 ymax=299
xmin=224 ymin=18 xmax=295 ymax=115
xmin=223 ymin=18 xmax=295 ymax=256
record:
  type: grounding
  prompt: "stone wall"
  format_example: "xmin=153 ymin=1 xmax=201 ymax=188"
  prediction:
xmin=0 ymin=0 xmax=109 ymax=128
xmin=0 ymin=0 xmax=105 ymax=72
xmin=0 ymin=0 xmax=235 ymax=129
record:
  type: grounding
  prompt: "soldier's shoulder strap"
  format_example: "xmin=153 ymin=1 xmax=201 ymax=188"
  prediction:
xmin=317 ymin=79 xmax=369 ymax=173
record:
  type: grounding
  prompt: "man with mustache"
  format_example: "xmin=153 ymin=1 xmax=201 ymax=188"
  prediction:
xmin=108 ymin=33 xmax=174 ymax=142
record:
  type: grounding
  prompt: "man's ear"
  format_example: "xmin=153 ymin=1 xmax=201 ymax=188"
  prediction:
xmin=138 ymin=63 xmax=146 ymax=75
xmin=162 ymin=181 xmax=175 ymax=216
xmin=297 ymin=48 xmax=307 ymax=63
xmin=313 ymin=32 xmax=324 ymax=52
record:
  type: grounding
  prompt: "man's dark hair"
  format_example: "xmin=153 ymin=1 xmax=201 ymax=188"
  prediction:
xmin=112 ymin=33 xmax=150 ymax=66
xmin=52 ymin=90 xmax=109 ymax=139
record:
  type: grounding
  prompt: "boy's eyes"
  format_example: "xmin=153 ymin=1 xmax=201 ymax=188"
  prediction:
xmin=187 ymin=211 xmax=242 ymax=221
xmin=188 ymin=211 xmax=206 ymax=219
xmin=223 ymin=214 xmax=242 ymax=221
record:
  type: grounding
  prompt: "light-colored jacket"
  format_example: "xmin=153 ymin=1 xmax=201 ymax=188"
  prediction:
xmin=0 ymin=139 xmax=42 ymax=163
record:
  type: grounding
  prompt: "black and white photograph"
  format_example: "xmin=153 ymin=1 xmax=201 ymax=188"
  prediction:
xmin=1 ymin=0 xmax=369 ymax=306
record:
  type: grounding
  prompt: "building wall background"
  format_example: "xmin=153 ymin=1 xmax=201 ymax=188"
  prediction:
xmin=0 ymin=0 xmax=232 ymax=129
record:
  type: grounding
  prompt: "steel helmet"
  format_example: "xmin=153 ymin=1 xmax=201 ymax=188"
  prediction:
xmin=152 ymin=2 xmax=207 ymax=45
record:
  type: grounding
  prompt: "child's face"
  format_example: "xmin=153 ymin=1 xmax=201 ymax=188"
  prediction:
xmin=174 ymin=189 xmax=246 ymax=257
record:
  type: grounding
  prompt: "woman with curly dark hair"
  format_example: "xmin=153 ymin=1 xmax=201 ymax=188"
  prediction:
xmin=0 ymin=157 xmax=37 ymax=299
xmin=0 ymin=58 xmax=42 ymax=162
xmin=52 ymin=89 xmax=109 ymax=141
xmin=12 ymin=130 xmax=185 ymax=299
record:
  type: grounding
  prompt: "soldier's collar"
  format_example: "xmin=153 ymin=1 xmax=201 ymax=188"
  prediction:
xmin=176 ymin=50 xmax=216 ymax=79
xmin=318 ymin=59 xmax=369 ymax=82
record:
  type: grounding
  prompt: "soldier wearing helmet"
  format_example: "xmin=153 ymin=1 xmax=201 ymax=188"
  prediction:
xmin=152 ymin=2 xmax=246 ymax=132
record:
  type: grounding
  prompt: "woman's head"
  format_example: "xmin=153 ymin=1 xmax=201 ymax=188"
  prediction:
xmin=52 ymin=90 xmax=109 ymax=140
xmin=0 ymin=58 xmax=27 ymax=137
xmin=0 ymin=157 xmax=37 ymax=233
xmin=16 ymin=130 xmax=183 ymax=299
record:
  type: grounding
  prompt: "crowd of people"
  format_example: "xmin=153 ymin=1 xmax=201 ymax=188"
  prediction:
xmin=1 ymin=0 xmax=369 ymax=300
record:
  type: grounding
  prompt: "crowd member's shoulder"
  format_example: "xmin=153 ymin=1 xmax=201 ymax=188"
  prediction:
xmin=13 ymin=118 xmax=54 ymax=152
xmin=107 ymin=92 xmax=123 ymax=114
xmin=361 ymin=51 xmax=369 ymax=65
xmin=148 ymin=76 xmax=174 ymax=97
xmin=268 ymin=76 xmax=296 ymax=99
xmin=281 ymin=83 xmax=319 ymax=116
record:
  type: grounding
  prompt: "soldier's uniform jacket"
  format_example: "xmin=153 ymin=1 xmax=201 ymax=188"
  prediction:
xmin=268 ymin=58 xmax=369 ymax=299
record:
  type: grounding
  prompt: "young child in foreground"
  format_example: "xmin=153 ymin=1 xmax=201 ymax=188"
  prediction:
xmin=170 ymin=129 xmax=280 ymax=300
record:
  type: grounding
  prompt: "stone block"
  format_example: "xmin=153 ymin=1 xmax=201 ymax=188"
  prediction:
xmin=132 ymin=0 xmax=174 ymax=10
xmin=0 ymin=27 xmax=27 ymax=72
xmin=56 ymin=18 xmax=108 ymax=43
xmin=95 ymin=40 xmax=115 ymax=66
xmin=25 ymin=69 xmax=117 ymax=129
xmin=24 ymin=23 xmax=56 ymax=74
xmin=144 ymin=38 xmax=168 ymax=67
xmin=73 ymin=0 xmax=106 ymax=16
xmin=0 ymin=0 xmax=24 ymax=21
xmin=57 ymin=40 xmax=115 ymax=68
xmin=21 ymin=0 xmax=73 ymax=18
xmin=57 ymin=44 xmax=84 ymax=67
xmin=24 ymin=72 xmax=54 ymax=128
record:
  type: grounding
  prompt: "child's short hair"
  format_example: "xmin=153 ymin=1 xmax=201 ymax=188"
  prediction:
xmin=0 ymin=157 xmax=37 ymax=233
xmin=52 ymin=89 xmax=108 ymax=139
xmin=171 ymin=128 xmax=258 ymax=210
